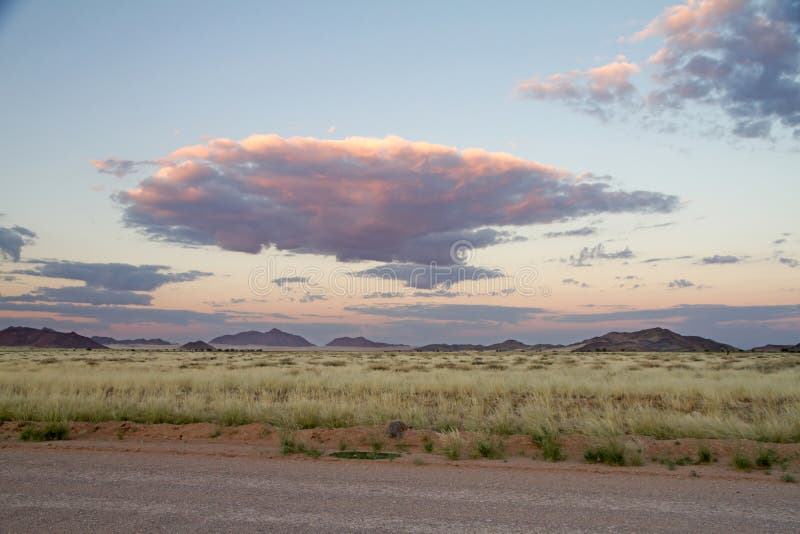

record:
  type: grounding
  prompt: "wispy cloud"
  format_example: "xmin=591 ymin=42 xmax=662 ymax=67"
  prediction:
xmin=272 ymin=276 xmax=309 ymax=287
xmin=90 ymin=158 xmax=156 ymax=178
xmin=701 ymin=254 xmax=742 ymax=264
xmin=345 ymin=303 xmax=546 ymax=323
xmin=779 ymin=257 xmax=799 ymax=268
xmin=0 ymin=286 xmax=153 ymax=306
xmin=542 ymin=226 xmax=597 ymax=238
xmin=566 ymin=243 xmax=634 ymax=267
xmin=352 ymin=262 xmax=505 ymax=290
xmin=107 ymin=135 xmax=678 ymax=264
xmin=15 ymin=260 xmax=211 ymax=291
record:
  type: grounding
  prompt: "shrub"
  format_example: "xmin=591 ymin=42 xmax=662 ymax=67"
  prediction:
xmin=697 ymin=445 xmax=713 ymax=464
xmin=531 ymin=425 xmax=565 ymax=462
xmin=279 ymin=429 xmax=298 ymax=455
xmin=732 ymin=451 xmax=753 ymax=471
xmin=370 ymin=436 xmax=384 ymax=452
xmin=20 ymin=422 xmax=69 ymax=442
xmin=782 ymin=473 xmax=796 ymax=483
xmin=438 ymin=429 xmax=464 ymax=461
xmin=584 ymin=436 xmax=626 ymax=466
xmin=422 ymin=434 xmax=434 ymax=453
xmin=755 ymin=448 xmax=780 ymax=469
xmin=474 ymin=434 xmax=505 ymax=459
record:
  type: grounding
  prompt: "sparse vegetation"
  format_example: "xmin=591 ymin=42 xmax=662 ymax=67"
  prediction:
xmin=474 ymin=434 xmax=505 ymax=459
xmin=530 ymin=424 xmax=566 ymax=462
xmin=370 ymin=435 xmax=384 ymax=452
xmin=278 ymin=429 xmax=321 ymax=457
xmin=697 ymin=444 xmax=713 ymax=464
xmin=20 ymin=422 xmax=69 ymax=441
xmin=755 ymin=448 xmax=780 ymax=469
xmin=330 ymin=451 xmax=400 ymax=460
xmin=583 ymin=435 xmax=636 ymax=466
xmin=422 ymin=434 xmax=435 ymax=453
xmin=782 ymin=473 xmax=797 ymax=483
xmin=733 ymin=451 xmax=754 ymax=471
xmin=439 ymin=429 xmax=465 ymax=460
xmin=1 ymin=348 xmax=799 ymax=443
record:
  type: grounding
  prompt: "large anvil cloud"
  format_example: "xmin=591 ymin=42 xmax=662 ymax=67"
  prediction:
xmin=111 ymin=135 xmax=678 ymax=263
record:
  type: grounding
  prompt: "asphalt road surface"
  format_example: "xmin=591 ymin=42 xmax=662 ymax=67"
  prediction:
xmin=1 ymin=448 xmax=798 ymax=532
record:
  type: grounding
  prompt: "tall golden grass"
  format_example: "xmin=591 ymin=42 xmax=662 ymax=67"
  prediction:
xmin=1 ymin=348 xmax=798 ymax=442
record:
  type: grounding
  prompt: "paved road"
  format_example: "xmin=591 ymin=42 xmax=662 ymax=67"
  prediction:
xmin=1 ymin=448 xmax=798 ymax=532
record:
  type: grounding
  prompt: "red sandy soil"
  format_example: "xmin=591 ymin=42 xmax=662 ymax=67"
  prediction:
xmin=1 ymin=421 xmax=798 ymax=483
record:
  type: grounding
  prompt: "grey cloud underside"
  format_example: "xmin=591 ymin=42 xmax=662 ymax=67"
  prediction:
xmin=780 ymin=257 xmax=799 ymax=268
xmin=15 ymin=260 xmax=211 ymax=291
xmin=668 ymin=278 xmax=695 ymax=288
xmin=352 ymin=263 xmax=505 ymax=290
xmin=0 ymin=225 xmax=36 ymax=262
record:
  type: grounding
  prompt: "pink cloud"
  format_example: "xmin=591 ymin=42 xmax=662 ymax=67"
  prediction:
xmin=517 ymin=57 xmax=641 ymax=118
xmin=110 ymin=134 xmax=677 ymax=264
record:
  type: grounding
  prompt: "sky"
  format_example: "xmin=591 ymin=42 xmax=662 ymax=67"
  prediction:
xmin=0 ymin=0 xmax=798 ymax=348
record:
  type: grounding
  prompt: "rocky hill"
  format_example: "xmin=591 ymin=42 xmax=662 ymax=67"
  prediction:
xmin=571 ymin=327 xmax=738 ymax=352
xmin=0 ymin=326 xmax=107 ymax=349
xmin=210 ymin=328 xmax=314 ymax=347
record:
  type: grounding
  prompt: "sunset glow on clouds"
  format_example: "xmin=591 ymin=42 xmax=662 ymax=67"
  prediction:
xmin=0 ymin=1 xmax=797 ymax=347
xmin=115 ymin=135 xmax=677 ymax=264
xmin=518 ymin=0 xmax=800 ymax=138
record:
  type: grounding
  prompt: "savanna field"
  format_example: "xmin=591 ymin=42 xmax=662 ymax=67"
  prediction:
xmin=2 ymin=348 xmax=799 ymax=443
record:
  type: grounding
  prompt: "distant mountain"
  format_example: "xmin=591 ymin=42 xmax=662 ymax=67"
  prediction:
xmin=751 ymin=343 xmax=800 ymax=352
xmin=415 ymin=343 xmax=485 ymax=352
xmin=180 ymin=340 xmax=215 ymax=350
xmin=210 ymin=328 xmax=314 ymax=347
xmin=92 ymin=336 xmax=172 ymax=346
xmin=326 ymin=336 xmax=403 ymax=348
xmin=416 ymin=339 xmax=563 ymax=352
xmin=571 ymin=327 xmax=738 ymax=352
xmin=0 ymin=326 xmax=107 ymax=349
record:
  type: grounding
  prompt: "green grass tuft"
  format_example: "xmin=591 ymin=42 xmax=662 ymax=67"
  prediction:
xmin=732 ymin=451 xmax=753 ymax=471
xmin=20 ymin=422 xmax=69 ymax=442
xmin=531 ymin=425 xmax=566 ymax=462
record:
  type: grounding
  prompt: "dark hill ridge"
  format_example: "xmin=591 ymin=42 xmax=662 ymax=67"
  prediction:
xmin=415 ymin=340 xmax=564 ymax=352
xmin=0 ymin=326 xmax=107 ymax=349
xmin=92 ymin=336 xmax=172 ymax=346
xmin=751 ymin=343 xmax=800 ymax=352
xmin=180 ymin=340 xmax=215 ymax=351
xmin=210 ymin=328 xmax=314 ymax=347
xmin=326 ymin=336 xmax=403 ymax=348
xmin=571 ymin=327 xmax=739 ymax=352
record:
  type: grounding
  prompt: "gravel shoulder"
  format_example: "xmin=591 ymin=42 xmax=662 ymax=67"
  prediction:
xmin=2 ymin=434 xmax=800 ymax=532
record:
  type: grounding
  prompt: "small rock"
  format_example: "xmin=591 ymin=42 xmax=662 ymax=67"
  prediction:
xmin=386 ymin=420 xmax=409 ymax=439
